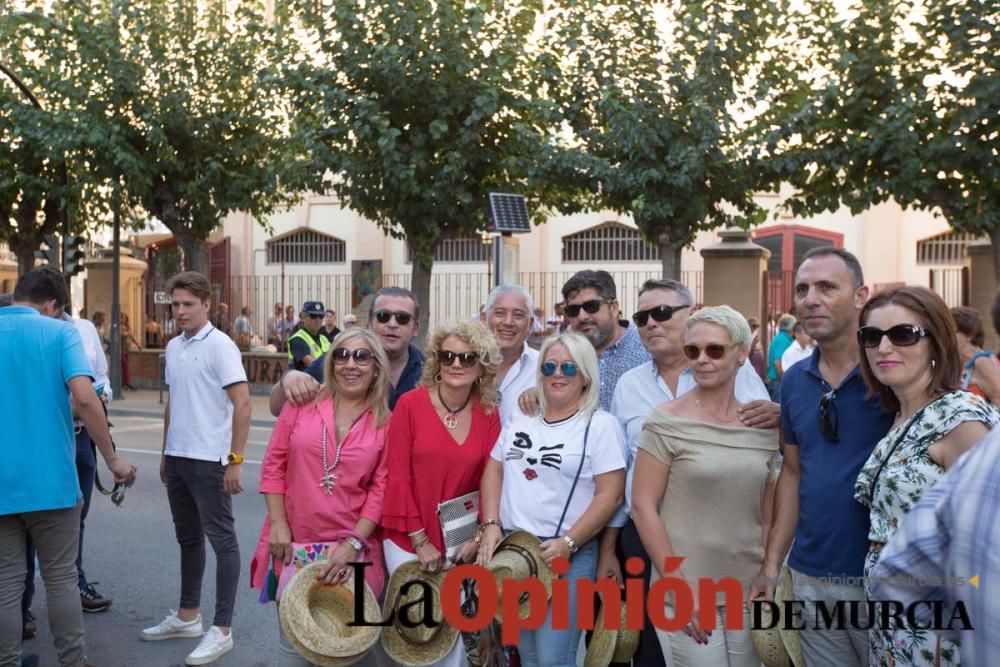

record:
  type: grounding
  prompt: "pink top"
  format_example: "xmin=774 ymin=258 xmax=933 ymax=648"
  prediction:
xmin=382 ymin=386 xmax=501 ymax=553
xmin=249 ymin=396 xmax=389 ymax=595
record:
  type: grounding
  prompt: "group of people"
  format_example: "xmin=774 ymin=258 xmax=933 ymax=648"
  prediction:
xmin=4 ymin=246 xmax=1000 ymax=667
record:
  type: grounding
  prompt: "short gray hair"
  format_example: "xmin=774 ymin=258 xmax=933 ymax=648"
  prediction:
xmin=778 ymin=314 xmax=797 ymax=332
xmin=686 ymin=305 xmax=753 ymax=349
xmin=485 ymin=284 xmax=534 ymax=316
xmin=638 ymin=279 xmax=693 ymax=306
xmin=536 ymin=332 xmax=601 ymax=417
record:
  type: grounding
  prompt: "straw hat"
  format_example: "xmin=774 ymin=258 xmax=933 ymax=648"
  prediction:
xmin=381 ymin=560 xmax=459 ymax=666
xmin=483 ymin=531 xmax=555 ymax=622
xmin=279 ymin=561 xmax=382 ymax=667
xmin=751 ymin=566 xmax=803 ymax=667
xmin=584 ymin=600 xmax=639 ymax=667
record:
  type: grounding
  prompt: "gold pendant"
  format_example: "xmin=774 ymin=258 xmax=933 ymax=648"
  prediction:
xmin=443 ymin=413 xmax=458 ymax=430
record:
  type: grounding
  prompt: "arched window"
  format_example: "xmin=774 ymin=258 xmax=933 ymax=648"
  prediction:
xmin=561 ymin=222 xmax=658 ymax=262
xmin=916 ymin=231 xmax=984 ymax=266
xmin=266 ymin=228 xmax=346 ymax=264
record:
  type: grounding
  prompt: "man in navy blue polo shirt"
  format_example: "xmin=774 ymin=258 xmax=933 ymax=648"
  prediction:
xmin=750 ymin=248 xmax=894 ymax=667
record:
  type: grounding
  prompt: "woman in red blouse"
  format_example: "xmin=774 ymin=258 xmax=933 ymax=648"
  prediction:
xmin=382 ymin=320 xmax=501 ymax=666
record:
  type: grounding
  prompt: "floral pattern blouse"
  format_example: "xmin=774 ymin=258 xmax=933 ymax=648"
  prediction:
xmin=855 ymin=390 xmax=999 ymax=543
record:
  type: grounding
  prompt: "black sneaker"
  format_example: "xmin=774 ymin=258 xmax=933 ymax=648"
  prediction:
xmin=21 ymin=654 xmax=39 ymax=667
xmin=22 ymin=609 xmax=37 ymax=639
xmin=80 ymin=583 xmax=112 ymax=613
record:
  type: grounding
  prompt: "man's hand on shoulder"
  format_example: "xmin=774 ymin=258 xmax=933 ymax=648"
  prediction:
xmin=738 ymin=400 xmax=780 ymax=429
xmin=283 ymin=370 xmax=321 ymax=406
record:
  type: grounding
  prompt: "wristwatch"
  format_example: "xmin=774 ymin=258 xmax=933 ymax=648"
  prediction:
xmin=562 ymin=534 xmax=579 ymax=554
xmin=227 ymin=452 xmax=245 ymax=465
xmin=344 ymin=536 xmax=364 ymax=552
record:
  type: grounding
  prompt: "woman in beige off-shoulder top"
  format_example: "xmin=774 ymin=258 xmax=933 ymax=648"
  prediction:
xmin=632 ymin=305 xmax=779 ymax=667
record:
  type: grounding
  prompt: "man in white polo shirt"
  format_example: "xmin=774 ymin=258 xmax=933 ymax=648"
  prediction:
xmin=142 ymin=271 xmax=251 ymax=666
xmin=482 ymin=284 xmax=539 ymax=426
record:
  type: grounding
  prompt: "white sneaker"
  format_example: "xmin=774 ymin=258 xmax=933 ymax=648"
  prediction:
xmin=140 ymin=610 xmax=204 ymax=641
xmin=185 ymin=626 xmax=234 ymax=665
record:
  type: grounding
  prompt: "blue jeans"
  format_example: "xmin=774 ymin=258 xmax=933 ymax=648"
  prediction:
xmin=74 ymin=428 xmax=97 ymax=589
xmin=517 ymin=539 xmax=597 ymax=667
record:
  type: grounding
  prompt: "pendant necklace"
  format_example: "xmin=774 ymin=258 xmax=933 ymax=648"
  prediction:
xmin=319 ymin=407 xmax=368 ymax=494
xmin=437 ymin=385 xmax=472 ymax=430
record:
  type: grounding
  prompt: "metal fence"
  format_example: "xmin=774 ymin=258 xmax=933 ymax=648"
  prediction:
xmin=148 ymin=269 xmax=705 ymax=344
xmin=928 ymin=267 xmax=969 ymax=308
xmin=765 ymin=269 xmax=795 ymax=317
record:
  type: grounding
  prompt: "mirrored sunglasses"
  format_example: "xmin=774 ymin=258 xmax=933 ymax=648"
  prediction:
xmin=541 ymin=361 xmax=579 ymax=377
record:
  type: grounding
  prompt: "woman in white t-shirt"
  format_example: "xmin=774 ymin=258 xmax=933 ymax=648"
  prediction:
xmin=477 ymin=332 xmax=626 ymax=667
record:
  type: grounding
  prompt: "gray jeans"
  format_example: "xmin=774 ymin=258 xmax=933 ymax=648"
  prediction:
xmin=164 ymin=455 xmax=240 ymax=628
xmin=791 ymin=567 xmax=869 ymax=667
xmin=0 ymin=504 xmax=85 ymax=667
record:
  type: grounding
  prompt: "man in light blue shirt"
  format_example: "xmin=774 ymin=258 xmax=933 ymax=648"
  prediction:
xmin=606 ymin=278 xmax=776 ymax=666
xmin=0 ymin=267 xmax=136 ymax=667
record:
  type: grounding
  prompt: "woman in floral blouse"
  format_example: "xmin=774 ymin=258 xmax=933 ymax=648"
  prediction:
xmin=854 ymin=286 xmax=999 ymax=667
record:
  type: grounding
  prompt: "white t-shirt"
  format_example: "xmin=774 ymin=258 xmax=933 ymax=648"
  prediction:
xmin=781 ymin=341 xmax=815 ymax=374
xmin=164 ymin=322 xmax=248 ymax=462
xmin=70 ymin=317 xmax=109 ymax=395
xmin=491 ymin=410 xmax=626 ymax=539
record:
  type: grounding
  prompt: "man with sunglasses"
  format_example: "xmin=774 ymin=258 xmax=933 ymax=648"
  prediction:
xmin=270 ymin=287 xmax=425 ymax=415
xmin=749 ymin=247 xmax=894 ymax=667
xmin=558 ymin=270 xmax=650 ymax=411
xmin=605 ymin=279 xmax=774 ymax=666
xmin=286 ymin=300 xmax=331 ymax=371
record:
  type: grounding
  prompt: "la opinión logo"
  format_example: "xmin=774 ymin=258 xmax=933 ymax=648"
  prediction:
xmin=345 ymin=557 xmax=973 ymax=645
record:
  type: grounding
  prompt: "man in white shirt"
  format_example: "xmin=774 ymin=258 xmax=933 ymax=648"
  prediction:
xmin=141 ymin=271 xmax=251 ymax=666
xmin=483 ymin=284 xmax=539 ymax=426
xmin=606 ymin=279 xmax=778 ymax=667
xmin=780 ymin=322 xmax=815 ymax=374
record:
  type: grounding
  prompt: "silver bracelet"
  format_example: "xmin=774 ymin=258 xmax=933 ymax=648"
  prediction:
xmin=561 ymin=534 xmax=579 ymax=554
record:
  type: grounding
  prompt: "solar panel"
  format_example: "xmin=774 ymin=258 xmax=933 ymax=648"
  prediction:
xmin=487 ymin=193 xmax=531 ymax=234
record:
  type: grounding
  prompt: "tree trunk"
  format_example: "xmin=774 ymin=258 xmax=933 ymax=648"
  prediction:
xmin=15 ymin=245 xmax=36 ymax=277
xmin=171 ymin=227 xmax=208 ymax=274
xmin=411 ymin=253 xmax=433 ymax=348
xmin=989 ymin=226 xmax=1000 ymax=284
xmin=659 ymin=241 xmax=682 ymax=281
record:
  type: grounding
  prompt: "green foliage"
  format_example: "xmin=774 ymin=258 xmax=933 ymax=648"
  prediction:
xmin=761 ymin=0 xmax=999 ymax=256
xmin=536 ymin=0 xmax=791 ymax=274
xmin=1 ymin=0 xmax=303 ymax=273
xmin=280 ymin=0 xmax=553 ymax=268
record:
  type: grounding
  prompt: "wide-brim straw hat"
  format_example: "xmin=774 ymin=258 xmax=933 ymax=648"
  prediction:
xmin=279 ymin=561 xmax=382 ymax=667
xmin=381 ymin=560 xmax=459 ymax=666
xmin=584 ymin=600 xmax=640 ymax=667
xmin=751 ymin=565 xmax=803 ymax=667
xmin=484 ymin=531 xmax=555 ymax=622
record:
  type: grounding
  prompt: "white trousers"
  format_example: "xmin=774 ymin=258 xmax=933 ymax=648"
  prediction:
xmin=656 ymin=606 xmax=761 ymax=667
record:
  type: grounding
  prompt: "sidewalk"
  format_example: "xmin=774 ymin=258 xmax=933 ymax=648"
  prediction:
xmin=107 ymin=388 xmax=278 ymax=428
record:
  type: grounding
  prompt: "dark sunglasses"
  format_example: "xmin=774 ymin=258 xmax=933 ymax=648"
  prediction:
xmin=437 ymin=349 xmax=480 ymax=368
xmin=857 ymin=324 xmax=928 ymax=349
xmin=564 ymin=298 xmax=613 ymax=318
xmin=633 ymin=304 xmax=689 ymax=327
xmin=374 ymin=310 xmax=413 ymax=325
xmin=682 ymin=343 xmax=732 ymax=361
xmin=819 ymin=390 xmax=839 ymax=442
xmin=332 ymin=347 xmax=374 ymax=365
xmin=541 ymin=361 xmax=579 ymax=377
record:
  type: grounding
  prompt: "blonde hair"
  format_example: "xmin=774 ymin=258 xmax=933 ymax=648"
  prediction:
xmin=686 ymin=305 xmax=753 ymax=350
xmin=536 ymin=332 xmax=600 ymax=417
xmin=322 ymin=328 xmax=391 ymax=427
xmin=419 ymin=320 xmax=500 ymax=415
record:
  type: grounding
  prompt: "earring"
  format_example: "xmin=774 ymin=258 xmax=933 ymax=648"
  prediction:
xmin=931 ymin=359 xmax=936 ymax=370
xmin=435 ymin=373 xmax=442 ymax=384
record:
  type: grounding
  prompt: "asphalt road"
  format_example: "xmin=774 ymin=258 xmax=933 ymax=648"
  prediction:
xmin=23 ymin=415 xmax=280 ymax=667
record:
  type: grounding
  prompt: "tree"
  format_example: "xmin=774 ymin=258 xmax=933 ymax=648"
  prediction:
xmin=761 ymin=0 xmax=1000 ymax=279
xmin=537 ymin=1 xmax=790 ymax=279
xmin=3 ymin=0 xmax=303 ymax=274
xmin=281 ymin=0 xmax=555 ymax=336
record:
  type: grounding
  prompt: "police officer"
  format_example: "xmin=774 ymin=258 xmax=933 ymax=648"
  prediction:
xmin=287 ymin=301 xmax=331 ymax=371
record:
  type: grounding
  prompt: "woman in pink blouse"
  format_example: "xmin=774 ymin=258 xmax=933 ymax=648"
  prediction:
xmin=250 ymin=328 xmax=391 ymax=666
